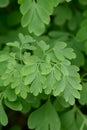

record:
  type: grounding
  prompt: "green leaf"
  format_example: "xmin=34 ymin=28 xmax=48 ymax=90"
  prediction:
xmin=53 ymin=41 xmax=67 ymax=61
xmin=0 ymin=0 xmax=9 ymax=7
xmin=61 ymin=63 xmax=69 ymax=76
xmin=79 ymin=83 xmax=87 ymax=105
xmin=20 ymin=0 xmax=53 ymax=35
xmin=54 ymin=41 xmax=67 ymax=50
xmin=20 ymin=98 xmax=31 ymax=113
xmin=22 ymin=44 xmax=36 ymax=50
xmin=64 ymin=76 xmax=81 ymax=105
xmin=63 ymin=48 xmax=76 ymax=59
xmin=68 ymin=39 xmax=85 ymax=67
xmin=37 ymin=40 xmax=49 ymax=52
xmin=11 ymin=77 xmax=29 ymax=99
xmin=0 ymin=101 xmax=8 ymax=126
xmin=28 ymin=101 xmax=61 ymax=130
xmin=30 ymin=72 xmax=46 ymax=96
xmin=76 ymin=25 xmax=87 ymax=41
xmin=40 ymin=63 xmax=52 ymax=75
xmin=54 ymin=5 xmax=72 ymax=26
xmin=45 ymin=72 xmax=56 ymax=94
xmin=24 ymin=73 xmax=36 ymax=85
xmin=53 ymin=77 xmax=66 ymax=96
xmin=53 ymin=67 xmax=61 ymax=81
xmin=10 ymin=70 xmax=29 ymax=99
xmin=21 ymin=64 xmax=37 ymax=76
xmin=4 ymin=99 xmax=22 ymax=111
xmin=23 ymin=54 xmax=40 ymax=65
xmin=4 ymin=87 xmax=17 ymax=101
xmin=48 ymin=31 xmax=70 ymax=41
xmin=0 ymin=54 xmax=9 ymax=62
xmin=53 ymin=41 xmax=76 ymax=61
xmin=60 ymin=109 xmax=75 ymax=130
xmin=1 ymin=73 xmax=13 ymax=86
xmin=54 ymin=97 xmax=70 ymax=111
xmin=19 ymin=33 xmax=35 ymax=44
xmin=7 ymin=41 xmax=20 ymax=49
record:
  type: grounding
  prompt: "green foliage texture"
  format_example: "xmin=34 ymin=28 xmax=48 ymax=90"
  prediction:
xmin=0 ymin=0 xmax=87 ymax=130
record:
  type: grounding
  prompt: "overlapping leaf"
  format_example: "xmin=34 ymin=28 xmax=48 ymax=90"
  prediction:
xmin=21 ymin=39 xmax=82 ymax=105
xmin=41 ymin=41 xmax=82 ymax=105
xmin=4 ymin=99 xmax=22 ymax=111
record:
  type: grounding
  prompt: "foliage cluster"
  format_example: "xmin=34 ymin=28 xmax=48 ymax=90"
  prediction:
xmin=0 ymin=0 xmax=87 ymax=130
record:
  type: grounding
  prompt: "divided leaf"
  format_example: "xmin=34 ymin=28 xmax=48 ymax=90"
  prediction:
xmin=30 ymin=71 xmax=46 ymax=96
xmin=20 ymin=0 xmax=54 ymax=35
xmin=28 ymin=101 xmax=61 ymax=130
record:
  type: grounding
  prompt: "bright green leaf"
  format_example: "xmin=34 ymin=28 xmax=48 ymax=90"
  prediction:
xmin=53 ymin=77 xmax=66 ymax=96
xmin=45 ymin=72 xmax=56 ymax=94
xmin=24 ymin=73 xmax=36 ymax=85
xmin=37 ymin=40 xmax=49 ymax=52
xmin=21 ymin=64 xmax=37 ymax=76
xmin=30 ymin=72 xmax=46 ymax=96
xmin=7 ymin=41 xmax=20 ymax=48
xmin=40 ymin=63 xmax=52 ymax=75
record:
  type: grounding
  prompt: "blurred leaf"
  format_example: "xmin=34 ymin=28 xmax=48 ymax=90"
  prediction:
xmin=79 ymin=0 xmax=87 ymax=5
xmin=54 ymin=5 xmax=72 ymax=26
xmin=0 ymin=0 xmax=9 ymax=7
xmin=0 ymin=101 xmax=8 ymax=126
xmin=60 ymin=109 xmax=75 ymax=129
xmin=79 ymin=83 xmax=87 ymax=105
xmin=76 ymin=25 xmax=87 ymax=41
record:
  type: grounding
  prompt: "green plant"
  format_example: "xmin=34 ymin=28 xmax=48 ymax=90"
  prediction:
xmin=0 ymin=0 xmax=87 ymax=130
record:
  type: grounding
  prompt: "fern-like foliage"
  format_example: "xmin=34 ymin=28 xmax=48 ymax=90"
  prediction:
xmin=0 ymin=34 xmax=82 ymax=106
